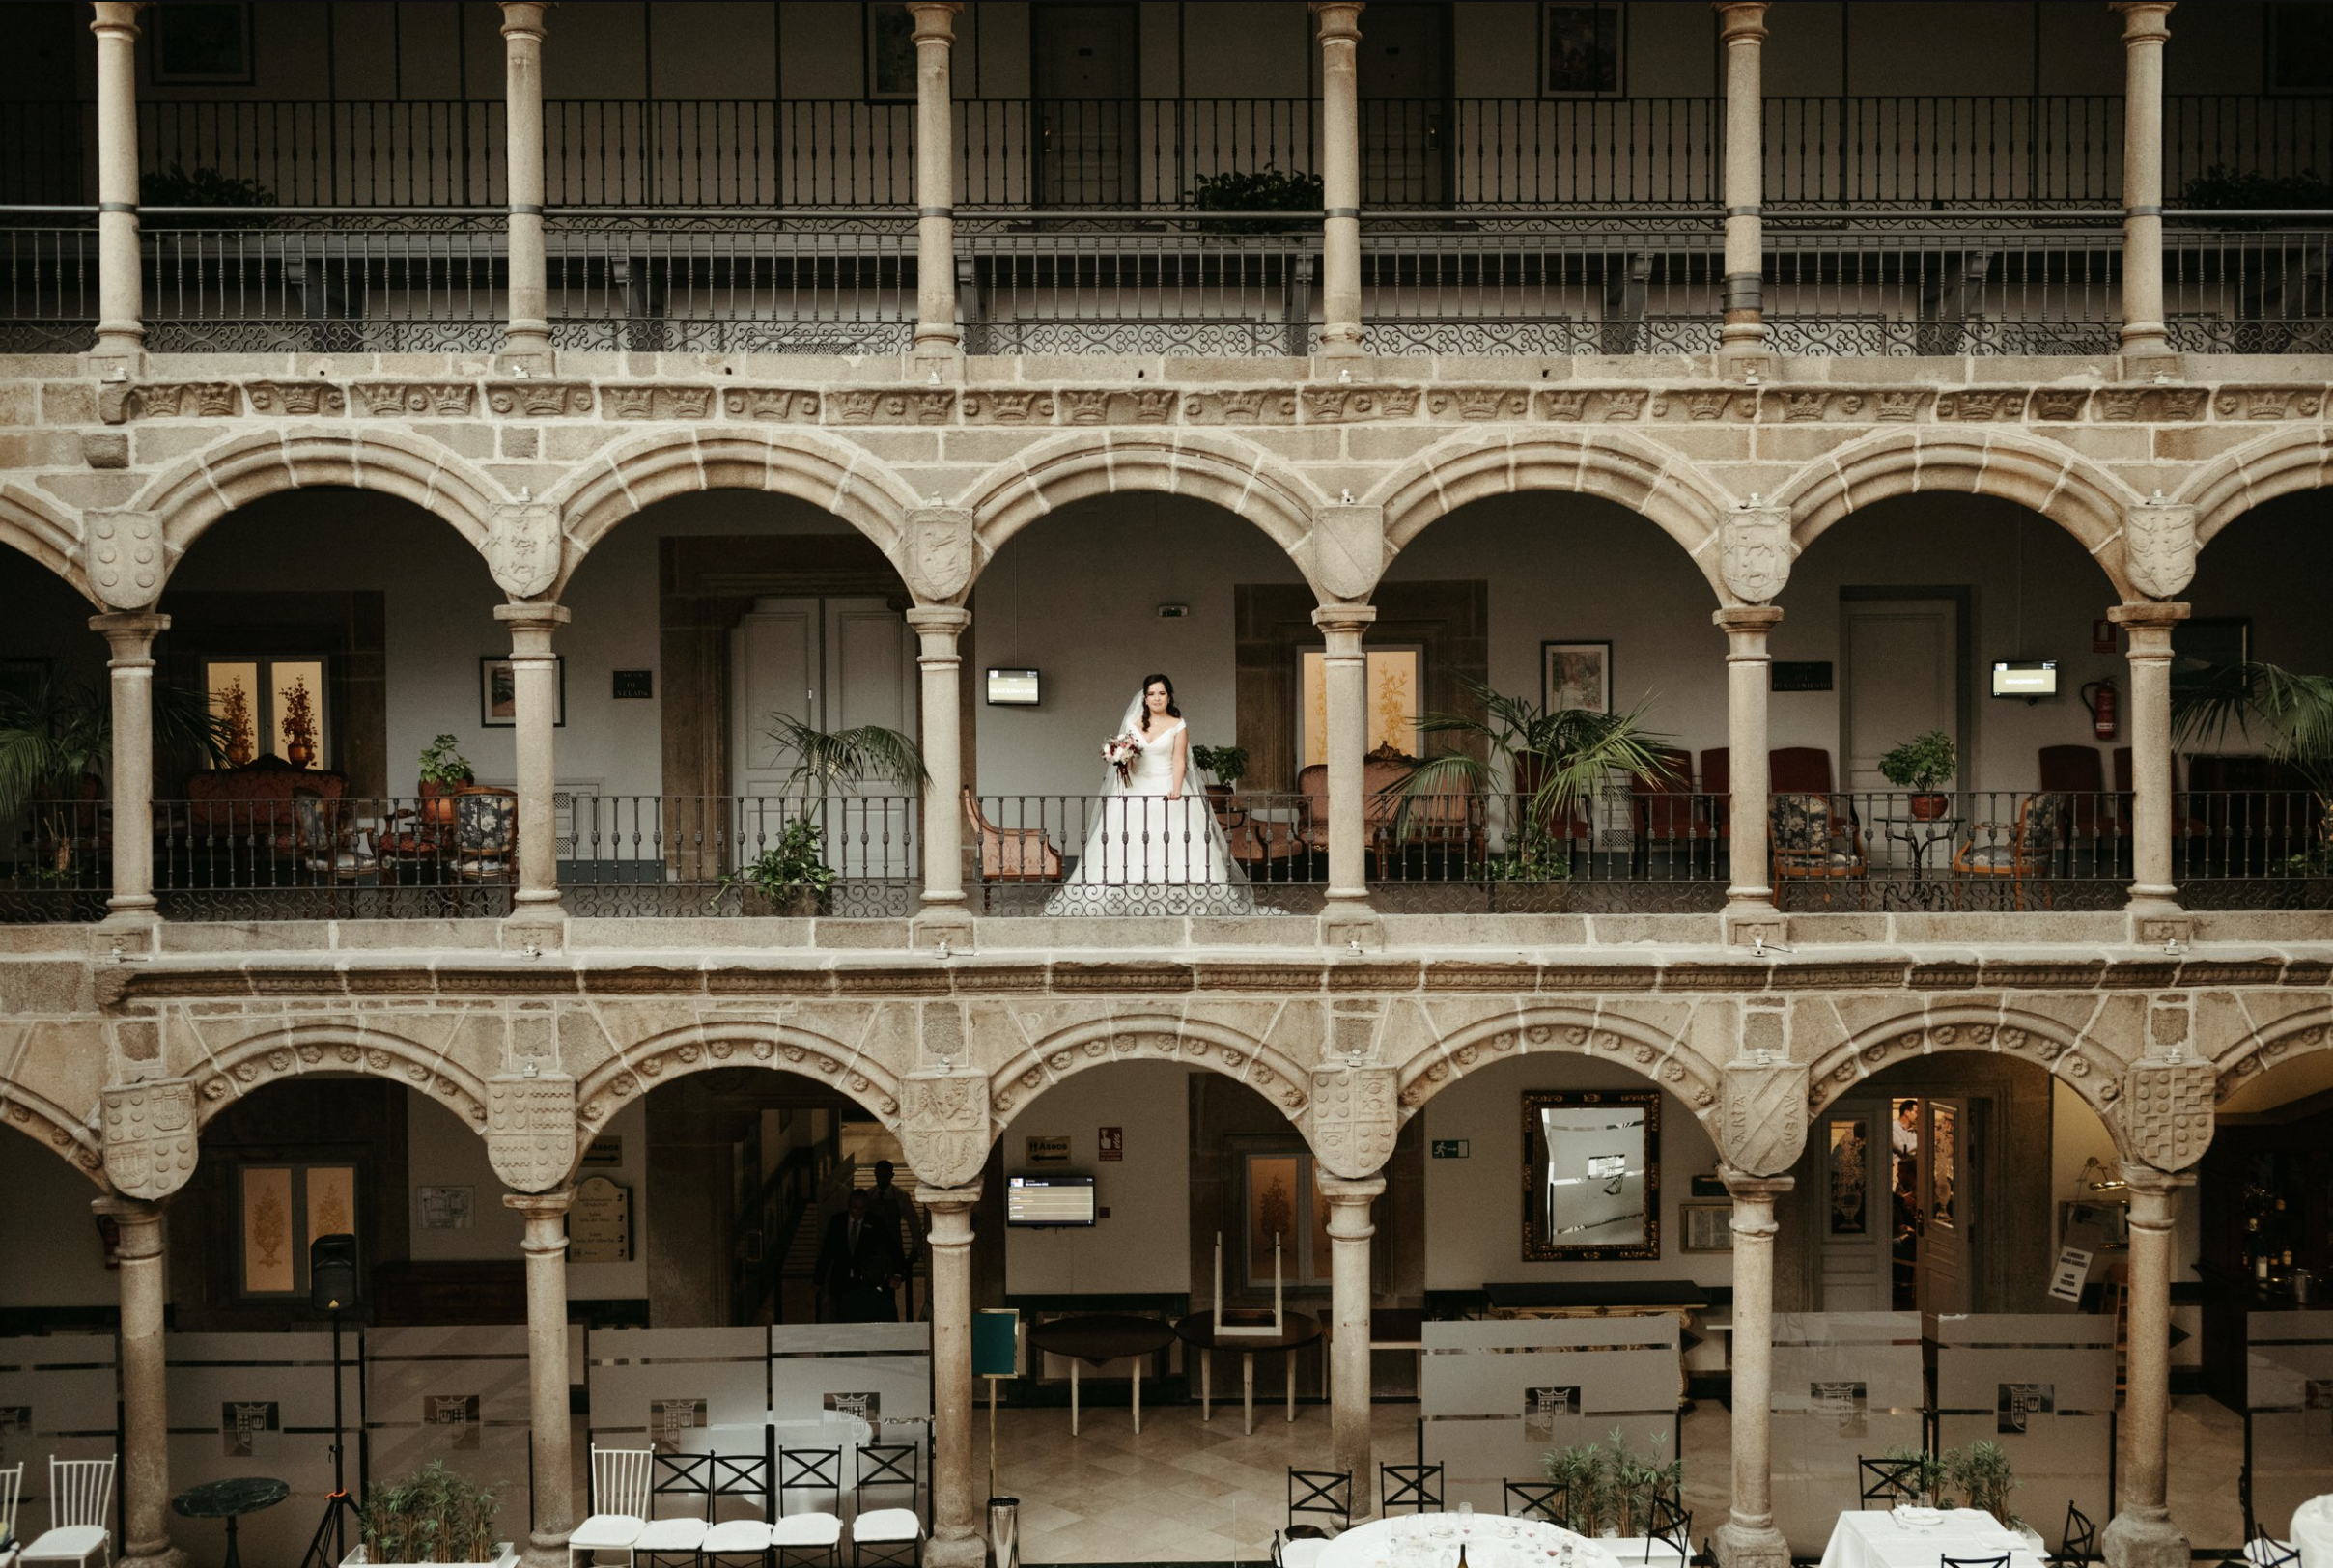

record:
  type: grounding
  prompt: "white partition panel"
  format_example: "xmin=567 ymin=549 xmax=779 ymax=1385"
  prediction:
xmin=1421 ymin=1316 xmax=1680 ymax=1514
xmin=0 ymin=1334 xmax=120 ymax=1541
xmin=365 ymin=1327 xmax=532 ymax=1531
xmin=166 ymin=1330 xmax=362 ymax=1568
xmin=2247 ymin=1310 xmax=2333 ymax=1536
xmin=584 ymin=1327 xmax=770 ymax=1455
xmin=1932 ymin=1313 xmax=2116 ymax=1545
xmin=772 ymin=1323 xmax=932 ymax=1503
xmin=1770 ymin=1312 xmax=1925 ymax=1555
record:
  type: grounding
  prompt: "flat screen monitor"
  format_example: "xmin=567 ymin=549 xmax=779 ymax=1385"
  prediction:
xmin=987 ymin=668 xmax=1041 ymax=706
xmin=1992 ymin=659 xmax=2058 ymax=698
xmin=1006 ymin=1174 xmax=1096 ymax=1226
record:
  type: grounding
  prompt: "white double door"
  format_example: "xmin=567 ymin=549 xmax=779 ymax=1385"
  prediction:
xmin=730 ymin=596 xmax=919 ymax=878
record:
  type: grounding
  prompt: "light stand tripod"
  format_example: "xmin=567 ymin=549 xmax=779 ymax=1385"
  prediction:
xmin=299 ymin=1311 xmax=363 ymax=1568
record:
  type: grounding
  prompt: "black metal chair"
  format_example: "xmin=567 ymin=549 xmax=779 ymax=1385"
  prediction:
xmin=702 ymin=1449 xmax=780 ymax=1568
xmin=1380 ymin=1462 xmax=1444 ymax=1515
xmin=637 ymin=1452 xmax=713 ymax=1568
xmin=1642 ymin=1496 xmax=1692 ymax=1566
xmin=852 ymin=1442 xmax=923 ymax=1568
xmin=1504 ymin=1479 xmax=1566 ymax=1524
xmin=1941 ymin=1556 xmax=2010 ymax=1568
xmin=771 ymin=1446 xmax=845 ymax=1568
xmin=1274 ymin=1529 xmax=1329 ymax=1568
xmin=2061 ymin=1503 xmax=2098 ymax=1566
xmin=1858 ymin=1454 xmax=1927 ymax=1507
xmin=1288 ymin=1468 xmax=1352 ymax=1533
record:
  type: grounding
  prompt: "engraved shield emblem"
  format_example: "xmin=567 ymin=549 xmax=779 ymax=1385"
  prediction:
xmin=902 ymin=1070 xmax=990 ymax=1188
xmin=1719 ymin=510 xmax=1795 ymax=604
xmin=102 ymin=1078 xmax=200 ymax=1200
xmin=85 ymin=511 xmax=167 ymax=610
xmin=1307 ymin=1064 xmax=1399 ymax=1179
xmin=487 ymin=1074 xmax=578 ymax=1192
xmin=1307 ymin=506 xmax=1387 ymax=603
xmin=1719 ymin=1058 xmax=1810 ymax=1178
xmin=904 ymin=511 xmax=975 ymax=602
xmin=2122 ymin=503 xmax=2197 ymax=601
xmin=485 ymin=504 xmax=562 ymax=601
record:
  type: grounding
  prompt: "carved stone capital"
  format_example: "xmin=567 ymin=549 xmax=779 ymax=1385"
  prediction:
xmin=1718 ymin=1057 xmax=1809 ymax=1177
xmin=101 ymin=1078 xmax=199 ymax=1201
xmin=900 ymin=507 xmax=976 ymax=603
xmin=486 ymin=1072 xmax=579 ymax=1192
xmin=485 ymin=503 xmax=564 ymax=601
xmin=1307 ymin=1063 xmax=1399 ymax=1180
xmin=900 ymin=1068 xmax=992 ymax=1190
xmin=1719 ymin=507 xmax=1795 ymax=604
xmin=2122 ymin=501 xmax=2197 ymax=600
xmin=2121 ymin=1057 xmax=2214 ymax=1172
xmin=1713 ymin=603 xmax=1785 ymax=648
xmin=85 ymin=511 xmax=166 ymax=610
xmin=1306 ymin=505 xmax=1387 ymax=603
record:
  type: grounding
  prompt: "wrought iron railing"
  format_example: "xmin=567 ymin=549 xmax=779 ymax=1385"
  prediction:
xmin=966 ymin=792 xmax=1320 ymax=915
xmin=563 ymin=794 xmax=918 ymax=918
xmin=2165 ymin=220 xmax=2333 ymax=354
xmin=1367 ymin=789 xmax=1729 ymax=914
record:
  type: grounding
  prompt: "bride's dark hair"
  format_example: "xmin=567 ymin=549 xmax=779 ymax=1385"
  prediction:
xmin=1138 ymin=673 xmax=1180 ymax=732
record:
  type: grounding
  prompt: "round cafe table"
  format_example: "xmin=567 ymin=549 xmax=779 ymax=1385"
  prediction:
xmin=1318 ymin=1510 xmax=1619 ymax=1568
xmin=1026 ymin=1312 xmax=1176 ymax=1436
xmin=2291 ymin=1495 xmax=2333 ymax=1568
xmin=172 ymin=1476 xmax=290 ymax=1568
xmin=1173 ymin=1310 xmax=1323 ymax=1435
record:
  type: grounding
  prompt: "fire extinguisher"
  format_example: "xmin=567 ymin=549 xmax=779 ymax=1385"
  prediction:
xmin=2081 ymin=679 xmax=2119 ymax=741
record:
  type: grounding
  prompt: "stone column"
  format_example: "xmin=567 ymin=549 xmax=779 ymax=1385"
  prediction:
xmin=500 ymin=3 xmax=551 ymax=362
xmin=96 ymin=1197 xmax=185 ymax=1568
xmin=506 ymin=1190 xmax=576 ymax=1566
xmin=92 ymin=612 xmax=170 ymax=931
xmin=1716 ymin=606 xmax=1784 ymax=938
xmin=1313 ymin=604 xmax=1379 ymax=938
xmin=495 ymin=603 xmax=570 ymax=924
xmin=2101 ymin=1163 xmax=2190 ymax=1568
xmin=2113 ymin=3 xmax=2175 ymax=364
xmin=2111 ymin=601 xmax=2188 ymax=918
xmin=1311 ymin=2 xmax=1365 ymax=355
xmin=1714 ymin=1172 xmax=1792 ymax=1568
xmin=907 ymin=607 xmax=972 ymax=930
xmin=909 ymin=3 xmax=963 ymax=359
xmin=1321 ymin=1173 xmax=1384 ymax=1515
xmin=91 ymin=3 xmax=144 ymax=362
xmin=919 ymin=1183 xmax=983 ymax=1568
xmin=1714 ymin=3 xmax=1769 ymax=358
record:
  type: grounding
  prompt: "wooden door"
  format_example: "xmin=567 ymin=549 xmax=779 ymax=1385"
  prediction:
xmin=1815 ymin=1104 xmax=1890 ymax=1310
xmin=1033 ymin=3 xmax=1138 ymax=206
xmin=1841 ymin=598 xmax=1960 ymax=796
xmin=1357 ymin=2 xmax=1449 ymax=206
xmin=1918 ymin=1097 xmax=1974 ymax=1315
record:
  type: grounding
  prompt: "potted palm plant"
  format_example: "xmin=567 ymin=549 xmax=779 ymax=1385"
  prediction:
xmin=715 ymin=714 xmax=927 ymax=917
xmin=0 ymin=674 xmax=226 ymax=876
xmin=417 ymin=734 xmax=474 ymax=826
xmin=2175 ymin=660 xmax=2333 ymax=881
xmin=1877 ymin=730 xmax=1957 ymax=819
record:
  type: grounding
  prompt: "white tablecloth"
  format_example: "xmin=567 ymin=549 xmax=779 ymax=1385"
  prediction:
xmin=1817 ymin=1509 xmax=2048 ymax=1568
xmin=1318 ymin=1513 xmax=1621 ymax=1568
xmin=2291 ymin=1496 xmax=2333 ymax=1568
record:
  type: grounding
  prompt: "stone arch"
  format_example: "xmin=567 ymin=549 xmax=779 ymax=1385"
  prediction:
xmin=572 ymin=1022 xmax=906 ymax=1143
xmin=1391 ymin=1006 xmax=1724 ymax=1124
xmin=0 ymin=1080 xmax=105 ymax=1186
xmin=1772 ymin=427 xmax=2146 ymax=598
xmin=0 ymin=485 xmax=95 ymax=603
xmin=1803 ymin=1004 xmax=2128 ymax=1141
xmin=548 ymin=426 xmax=922 ymax=596
xmin=986 ymin=1015 xmax=1313 ymax=1133
xmin=186 ymin=1023 xmax=492 ymax=1133
xmin=2210 ymin=1006 xmax=2332 ymax=1101
xmin=2177 ymin=424 xmax=2333 ymax=551
xmin=135 ymin=428 xmax=504 ymax=582
xmin=1366 ymin=428 xmax=1737 ymax=602
xmin=960 ymin=429 xmax=1333 ymax=599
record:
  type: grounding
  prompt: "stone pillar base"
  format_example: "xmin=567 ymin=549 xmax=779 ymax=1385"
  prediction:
xmin=498 ymin=343 xmax=553 ymax=374
xmin=925 ymin=1530 xmax=987 ymax=1568
xmin=1716 ymin=350 xmax=1774 ymax=381
xmin=98 ymin=900 xmax=162 ymax=930
xmin=501 ymin=908 xmax=566 ymax=948
xmin=2122 ymin=352 xmax=2182 ymax=383
xmin=912 ymin=909 xmax=976 ymax=951
xmin=2101 ymin=1511 xmax=2189 ymax=1568
xmin=1722 ymin=907 xmax=1785 ymax=949
xmin=1713 ymin=1522 xmax=1788 ymax=1568
xmin=520 ymin=1536 xmax=573 ymax=1568
xmin=1321 ymin=906 xmax=1382 ymax=949
xmin=119 ymin=1545 xmax=189 ymax=1568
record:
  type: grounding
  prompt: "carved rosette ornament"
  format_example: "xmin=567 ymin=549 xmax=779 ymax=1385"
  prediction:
xmin=1719 ymin=508 xmax=1795 ymax=604
xmin=901 ymin=1069 xmax=992 ymax=1189
xmin=1306 ymin=504 xmax=1387 ymax=603
xmin=901 ymin=508 xmax=975 ymax=603
xmin=2122 ymin=1057 xmax=2215 ymax=1171
xmin=1718 ymin=1057 xmax=1810 ymax=1178
xmin=2122 ymin=500 xmax=2198 ymax=601
xmin=1307 ymin=1063 xmax=1399 ymax=1180
xmin=101 ymin=1078 xmax=199 ymax=1200
xmin=486 ymin=1072 xmax=579 ymax=1192
xmin=485 ymin=503 xmax=563 ymax=601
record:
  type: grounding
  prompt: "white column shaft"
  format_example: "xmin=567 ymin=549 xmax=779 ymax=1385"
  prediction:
xmin=91 ymin=3 xmax=144 ymax=358
xmin=497 ymin=604 xmax=570 ymax=919
xmin=500 ymin=4 xmax=551 ymax=357
xmin=911 ymin=5 xmax=963 ymax=353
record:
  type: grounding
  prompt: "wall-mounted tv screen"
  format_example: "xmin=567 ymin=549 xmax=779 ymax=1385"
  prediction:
xmin=1006 ymin=1174 xmax=1096 ymax=1226
xmin=1992 ymin=659 xmax=2058 ymax=698
xmin=987 ymin=668 xmax=1041 ymax=706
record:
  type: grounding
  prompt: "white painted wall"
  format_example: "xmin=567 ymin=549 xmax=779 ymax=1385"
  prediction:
xmin=1001 ymin=1061 xmax=1192 ymax=1295
xmin=0 ymin=1131 xmax=120 ymax=1307
xmin=1421 ymin=1055 xmax=1729 ymax=1289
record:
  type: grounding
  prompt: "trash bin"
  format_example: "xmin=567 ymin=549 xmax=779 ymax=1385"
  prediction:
xmin=988 ymin=1497 xmax=1020 ymax=1568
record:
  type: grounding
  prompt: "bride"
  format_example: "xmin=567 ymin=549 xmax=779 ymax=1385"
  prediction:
xmin=1045 ymin=674 xmax=1257 ymax=915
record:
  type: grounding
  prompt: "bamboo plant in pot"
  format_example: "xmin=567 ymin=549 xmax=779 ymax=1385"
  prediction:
xmin=1877 ymin=730 xmax=1958 ymax=819
xmin=714 ymin=714 xmax=927 ymax=917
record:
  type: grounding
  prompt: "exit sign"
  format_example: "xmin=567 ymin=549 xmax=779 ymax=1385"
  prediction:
xmin=1431 ymin=1139 xmax=1471 ymax=1160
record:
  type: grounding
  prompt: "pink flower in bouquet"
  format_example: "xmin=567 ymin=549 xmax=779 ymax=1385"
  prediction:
xmin=1101 ymin=730 xmax=1145 ymax=787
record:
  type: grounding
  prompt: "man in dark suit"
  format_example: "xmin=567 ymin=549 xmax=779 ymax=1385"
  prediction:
xmin=815 ymin=1188 xmax=906 ymax=1322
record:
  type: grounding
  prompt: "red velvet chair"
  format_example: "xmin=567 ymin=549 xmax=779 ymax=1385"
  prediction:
xmin=1700 ymin=748 xmax=1730 ymax=837
xmin=1628 ymin=746 xmax=1717 ymax=875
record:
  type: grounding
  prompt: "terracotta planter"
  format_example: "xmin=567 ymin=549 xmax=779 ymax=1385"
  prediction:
xmin=419 ymin=779 xmax=465 ymax=826
xmin=1908 ymin=793 xmax=1952 ymax=820
xmin=286 ymin=741 xmax=315 ymax=769
xmin=1205 ymin=783 xmax=1237 ymax=819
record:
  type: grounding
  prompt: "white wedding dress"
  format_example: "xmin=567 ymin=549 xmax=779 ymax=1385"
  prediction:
xmin=1045 ymin=715 xmax=1258 ymax=915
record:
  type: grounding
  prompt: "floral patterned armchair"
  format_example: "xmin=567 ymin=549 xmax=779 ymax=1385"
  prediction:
xmin=1770 ymin=791 xmax=1868 ymax=903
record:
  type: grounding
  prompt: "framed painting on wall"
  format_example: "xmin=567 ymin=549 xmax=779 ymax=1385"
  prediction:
xmin=479 ymin=656 xmax=567 ymax=728
xmin=1542 ymin=641 xmax=1612 ymax=715
xmin=1540 ymin=3 xmax=1622 ymax=97
xmin=1298 ymin=645 xmax=1422 ymax=769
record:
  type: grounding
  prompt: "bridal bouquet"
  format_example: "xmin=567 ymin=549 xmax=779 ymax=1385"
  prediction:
xmin=1100 ymin=730 xmax=1146 ymax=787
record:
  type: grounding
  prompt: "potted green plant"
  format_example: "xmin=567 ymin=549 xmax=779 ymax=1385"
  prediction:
xmin=1191 ymin=742 xmax=1250 ymax=819
xmin=1944 ymin=1440 xmax=2022 ymax=1530
xmin=2175 ymin=660 xmax=2333 ymax=889
xmin=714 ymin=713 xmax=928 ymax=917
xmin=1602 ymin=1428 xmax=1682 ymax=1538
xmin=1877 ymin=1444 xmax=1949 ymax=1507
xmin=353 ymin=1460 xmax=512 ymax=1566
xmin=1877 ymin=730 xmax=1958 ymax=819
xmin=417 ymin=734 xmax=474 ymax=826
xmin=1539 ymin=1441 xmax=1607 ymax=1536
xmin=0 ymin=674 xmax=226 ymax=876
xmin=1188 ymin=166 xmax=1323 ymax=236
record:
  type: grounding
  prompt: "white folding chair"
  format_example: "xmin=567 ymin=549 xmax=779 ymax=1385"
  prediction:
xmin=568 ymin=1446 xmax=654 ymax=1568
xmin=0 ymin=1463 xmax=23 ymax=1566
xmin=20 ymin=1456 xmax=113 ymax=1568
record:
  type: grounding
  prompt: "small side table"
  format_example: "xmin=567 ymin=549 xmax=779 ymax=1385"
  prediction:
xmin=1025 ymin=1313 xmax=1177 ymax=1436
xmin=173 ymin=1476 xmax=290 ymax=1568
xmin=1874 ymin=814 xmax=1964 ymax=879
xmin=1173 ymin=1310 xmax=1324 ymax=1435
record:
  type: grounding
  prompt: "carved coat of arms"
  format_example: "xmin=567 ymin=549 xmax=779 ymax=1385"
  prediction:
xmin=903 ymin=509 xmax=975 ymax=603
xmin=2122 ymin=1057 xmax=2214 ymax=1171
xmin=102 ymin=1078 xmax=200 ymax=1201
xmin=901 ymin=1070 xmax=991 ymax=1189
xmin=2122 ymin=502 xmax=2197 ymax=601
xmin=485 ymin=503 xmax=562 ymax=600
xmin=1307 ymin=505 xmax=1387 ymax=604
xmin=486 ymin=1073 xmax=578 ymax=1192
xmin=1719 ymin=510 xmax=1795 ymax=604
xmin=1307 ymin=1064 xmax=1399 ymax=1180
xmin=1719 ymin=1057 xmax=1809 ymax=1178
